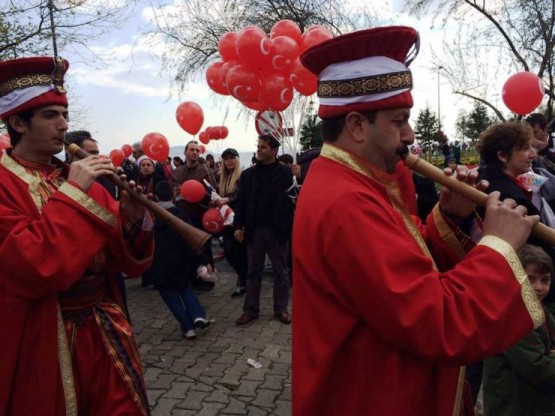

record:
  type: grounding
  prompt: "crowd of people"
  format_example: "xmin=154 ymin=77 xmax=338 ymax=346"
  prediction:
xmin=2 ymin=24 xmax=555 ymax=416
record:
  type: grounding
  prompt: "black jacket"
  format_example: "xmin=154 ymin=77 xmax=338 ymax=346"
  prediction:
xmin=143 ymin=205 xmax=198 ymax=289
xmin=233 ymin=161 xmax=294 ymax=243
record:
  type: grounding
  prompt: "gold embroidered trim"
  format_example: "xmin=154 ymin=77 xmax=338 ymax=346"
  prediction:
xmin=320 ymin=143 xmax=437 ymax=269
xmin=57 ymin=302 xmax=77 ymax=416
xmin=479 ymin=235 xmax=544 ymax=327
xmin=0 ymin=74 xmax=53 ymax=97
xmin=1 ymin=152 xmax=45 ymax=212
xmin=318 ymin=71 xmax=412 ymax=98
xmin=59 ymin=182 xmax=117 ymax=227
xmin=432 ymin=205 xmax=466 ymax=260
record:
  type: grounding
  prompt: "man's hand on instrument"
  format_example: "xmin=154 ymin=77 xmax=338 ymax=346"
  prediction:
xmin=120 ymin=180 xmax=147 ymax=224
xmin=438 ymin=165 xmax=488 ymax=218
xmin=482 ymin=192 xmax=539 ymax=250
xmin=68 ymin=155 xmax=114 ymax=192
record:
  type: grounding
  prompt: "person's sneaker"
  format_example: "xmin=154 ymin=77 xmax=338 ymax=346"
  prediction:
xmin=183 ymin=330 xmax=196 ymax=340
xmin=193 ymin=317 xmax=214 ymax=330
xmin=236 ymin=313 xmax=258 ymax=326
xmin=230 ymin=287 xmax=247 ymax=298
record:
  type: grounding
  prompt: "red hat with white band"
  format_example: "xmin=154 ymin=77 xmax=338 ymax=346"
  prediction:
xmin=0 ymin=56 xmax=69 ymax=120
xmin=300 ymin=26 xmax=419 ymax=119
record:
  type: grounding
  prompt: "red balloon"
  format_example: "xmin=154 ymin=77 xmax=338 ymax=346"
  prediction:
xmin=142 ymin=132 xmax=170 ymax=162
xmin=206 ymin=61 xmax=230 ymax=95
xmin=218 ymin=32 xmax=239 ymax=62
xmin=226 ymin=65 xmax=262 ymax=102
xmin=176 ymin=101 xmax=204 ymax=135
xmin=180 ymin=180 xmax=205 ymax=203
xmin=109 ymin=149 xmax=125 ymax=167
xmin=301 ymin=27 xmax=333 ymax=52
xmin=199 ymin=144 xmax=206 ymax=154
xmin=502 ymin=72 xmax=544 ymax=115
xmin=199 ymin=131 xmax=210 ymax=144
xmin=261 ymin=73 xmax=294 ymax=111
xmin=206 ymin=127 xmax=219 ymax=139
xmin=219 ymin=60 xmax=239 ymax=85
xmin=290 ymin=59 xmax=318 ymax=96
xmin=267 ymin=36 xmax=300 ymax=75
xmin=236 ymin=26 xmax=271 ymax=71
xmin=0 ymin=133 xmax=11 ymax=150
xmin=220 ymin=126 xmax=229 ymax=139
xmin=121 ymin=144 xmax=133 ymax=158
xmin=202 ymin=208 xmax=224 ymax=233
xmin=270 ymin=20 xmax=302 ymax=45
xmin=241 ymin=98 xmax=267 ymax=112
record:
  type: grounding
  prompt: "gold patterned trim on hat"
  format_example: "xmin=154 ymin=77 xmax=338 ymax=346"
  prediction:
xmin=0 ymin=74 xmax=54 ymax=98
xmin=478 ymin=235 xmax=544 ymax=328
xmin=51 ymin=57 xmax=67 ymax=93
xmin=59 ymin=182 xmax=117 ymax=227
xmin=318 ymin=71 xmax=412 ymax=98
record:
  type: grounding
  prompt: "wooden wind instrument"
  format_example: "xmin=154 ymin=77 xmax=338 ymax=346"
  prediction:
xmin=66 ymin=143 xmax=211 ymax=255
xmin=402 ymin=150 xmax=555 ymax=246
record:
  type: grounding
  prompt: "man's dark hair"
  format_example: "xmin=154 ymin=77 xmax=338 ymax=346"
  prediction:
xmin=518 ymin=244 xmax=554 ymax=275
xmin=5 ymin=109 xmax=35 ymax=146
xmin=258 ymin=134 xmax=280 ymax=149
xmin=155 ymin=180 xmax=175 ymax=202
xmin=185 ymin=140 xmax=198 ymax=151
xmin=65 ymin=130 xmax=96 ymax=148
xmin=321 ymin=111 xmax=376 ymax=142
xmin=278 ymin=154 xmax=294 ymax=165
xmin=525 ymin=113 xmax=548 ymax=129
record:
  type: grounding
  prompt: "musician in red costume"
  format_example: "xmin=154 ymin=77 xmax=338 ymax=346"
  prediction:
xmin=292 ymin=26 xmax=544 ymax=416
xmin=0 ymin=57 xmax=154 ymax=415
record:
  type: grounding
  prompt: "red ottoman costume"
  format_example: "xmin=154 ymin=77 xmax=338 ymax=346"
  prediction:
xmin=292 ymin=27 xmax=544 ymax=416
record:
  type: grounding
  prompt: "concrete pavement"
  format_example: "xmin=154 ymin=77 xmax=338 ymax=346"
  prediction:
xmin=126 ymin=260 xmax=292 ymax=415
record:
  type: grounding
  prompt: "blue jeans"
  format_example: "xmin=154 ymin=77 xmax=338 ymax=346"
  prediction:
xmin=158 ymin=287 xmax=206 ymax=333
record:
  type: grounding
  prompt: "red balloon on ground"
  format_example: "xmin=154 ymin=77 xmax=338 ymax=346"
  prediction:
xmin=176 ymin=101 xmax=204 ymax=135
xmin=502 ymin=72 xmax=544 ymax=115
xmin=109 ymin=149 xmax=125 ymax=167
xmin=180 ymin=180 xmax=205 ymax=203
xmin=121 ymin=144 xmax=133 ymax=158
xmin=202 ymin=208 xmax=224 ymax=233
xmin=270 ymin=20 xmax=302 ymax=45
xmin=142 ymin=132 xmax=170 ymax=162
xmin=218 ymin=32 xmax=239 ymax=62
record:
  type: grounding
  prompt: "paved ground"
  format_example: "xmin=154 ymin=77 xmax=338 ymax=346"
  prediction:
xmin=126 ymin=260 xmax=292 ymax=416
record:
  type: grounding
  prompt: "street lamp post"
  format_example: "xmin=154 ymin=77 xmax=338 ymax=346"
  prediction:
xmin=437 ymin=66 xmax=443 ymax=131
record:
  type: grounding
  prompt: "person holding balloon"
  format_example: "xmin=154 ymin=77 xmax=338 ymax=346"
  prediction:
xmin=217 ymin=148 xmax=248 ymax=298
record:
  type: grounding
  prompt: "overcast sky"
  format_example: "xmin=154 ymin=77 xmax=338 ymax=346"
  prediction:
xmin=59 ymin=0 xmax=488 ymax=158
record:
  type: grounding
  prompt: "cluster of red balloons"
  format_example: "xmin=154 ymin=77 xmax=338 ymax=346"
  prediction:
xmin=502 ymin=71 xmax=545 ymax=115
xmin=206 ymin=20 xmax=332 ymax=112
xmin=176 ymin=101 xmax=204 ymax=135
xmin=198 ymin=126 xmax=229 ymax=145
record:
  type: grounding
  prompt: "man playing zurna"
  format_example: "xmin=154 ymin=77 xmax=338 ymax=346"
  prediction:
xmin=0 ymin=57 xmax=154 ymax=415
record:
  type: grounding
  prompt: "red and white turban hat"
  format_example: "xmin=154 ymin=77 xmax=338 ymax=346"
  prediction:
xmin=300 ymin=26 xmax=420 ymax=119
xmin=0 ymin=56 xmax=69 ymax=120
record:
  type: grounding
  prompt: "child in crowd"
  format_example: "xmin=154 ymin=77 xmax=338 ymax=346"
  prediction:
xmin=143 ymin=181 xmax=212 ymax=340
xmin=483 ymin=244 xmax=555 ymax=415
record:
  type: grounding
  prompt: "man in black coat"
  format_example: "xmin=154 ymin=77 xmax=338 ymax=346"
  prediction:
xmin=233 ymin=135 xmax=295 ymax=325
